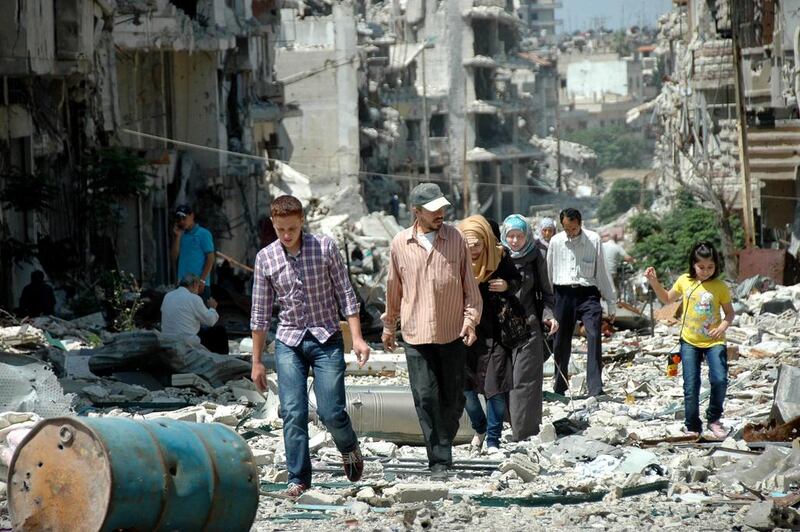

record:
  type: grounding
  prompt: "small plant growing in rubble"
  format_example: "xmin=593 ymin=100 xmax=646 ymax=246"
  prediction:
xmin=97 ymin=270 xmax=144 ymax=332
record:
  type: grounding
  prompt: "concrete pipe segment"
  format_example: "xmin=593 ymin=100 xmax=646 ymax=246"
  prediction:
xmin=7 ymin=416 xmax=259 ymax=531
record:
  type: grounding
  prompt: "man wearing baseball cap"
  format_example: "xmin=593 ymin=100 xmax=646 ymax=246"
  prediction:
xmin=382 ymin=183 xmax=482 ymax=478
xmin=171 ymin=204 xmax=215 ymax=300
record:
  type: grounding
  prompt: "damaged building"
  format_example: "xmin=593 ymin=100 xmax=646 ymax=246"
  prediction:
xmin=113 ymin=0 xmax=290 ymax=284
xmin=275 ymin=1 xmax=559 ymax=222
xmin=652 ymin=0 xmax=800 ymax=251
xmin=0 ymin=0 xmax=118 ymax=309
xmin=0 ymin=0 xmax=291 ymax=309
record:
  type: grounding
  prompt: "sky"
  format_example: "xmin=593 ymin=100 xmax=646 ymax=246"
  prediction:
xmin=556 ymin=0 xmax=674 ymax=33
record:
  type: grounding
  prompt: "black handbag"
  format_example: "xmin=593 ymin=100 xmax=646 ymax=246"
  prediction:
xmin=496 ymin=293 xmax=531 ymax=349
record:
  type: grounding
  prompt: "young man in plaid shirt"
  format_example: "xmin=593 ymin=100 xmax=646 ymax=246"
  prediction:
xmin=250 ymin=195 xmax=370 ymax=497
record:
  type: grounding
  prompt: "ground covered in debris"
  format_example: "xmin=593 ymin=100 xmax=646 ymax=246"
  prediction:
xmin=1 ymin=281 xmax=800 ymax=530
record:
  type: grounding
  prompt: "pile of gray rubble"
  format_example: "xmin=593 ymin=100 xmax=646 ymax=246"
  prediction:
xmin=1 ymin=278 xmax=800 ymax=530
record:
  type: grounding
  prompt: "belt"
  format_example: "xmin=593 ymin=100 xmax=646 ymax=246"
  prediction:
xmin=557 ymin=283 xmax=596 ymax=290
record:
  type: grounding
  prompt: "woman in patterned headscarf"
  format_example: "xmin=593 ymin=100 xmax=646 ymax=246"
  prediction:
xmin=458 ymin=215 xmax=520 ymax=452
xmin=501 ymin=214 xmax=559 ymax=441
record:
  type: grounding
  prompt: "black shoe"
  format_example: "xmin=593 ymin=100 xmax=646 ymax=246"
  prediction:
xmin=342 ymin=445 xmax=364 ymax=482
xmin=430 ymin=464 xmax=450 ymax=480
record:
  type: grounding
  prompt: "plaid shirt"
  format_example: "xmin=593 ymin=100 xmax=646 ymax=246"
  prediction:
xmin=250 ymin=233 xmax=360 ymax=346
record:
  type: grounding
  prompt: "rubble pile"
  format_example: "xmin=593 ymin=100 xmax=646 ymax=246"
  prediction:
xmin=2 ymin=279 xmax=800 ymax=530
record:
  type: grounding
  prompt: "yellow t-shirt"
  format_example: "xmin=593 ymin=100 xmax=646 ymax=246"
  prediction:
xmin=672 ymin=273 xmax=732 ymax=348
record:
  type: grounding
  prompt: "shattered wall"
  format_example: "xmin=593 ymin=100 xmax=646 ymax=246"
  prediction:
xmin=652 ymin=0 xmax=800 ymax=242
xmin=274 ymin=3 xmax=361 ymax=196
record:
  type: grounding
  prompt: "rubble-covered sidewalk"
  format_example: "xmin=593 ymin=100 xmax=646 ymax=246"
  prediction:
xmin=2 ymin=280 xmax=800 ymax=530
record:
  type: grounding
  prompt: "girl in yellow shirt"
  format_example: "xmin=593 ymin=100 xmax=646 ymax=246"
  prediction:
xmin=645 ymin=242 xmax=735 ymax=439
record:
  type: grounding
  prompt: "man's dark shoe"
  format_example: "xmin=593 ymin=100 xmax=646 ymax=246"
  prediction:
xmin=342 ymin=445 xmax=364 ymax=482
xmin=430 ymin=463 xmax=450 ymax=480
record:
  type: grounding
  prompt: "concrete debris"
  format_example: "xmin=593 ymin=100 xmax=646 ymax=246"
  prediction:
xmin=383 ymin=483 xmax=449 ymax=503
xmin=744 ymin=500 xmax=800 ymax=531
xmin=296 ymin=490 xmax=344 ymax=506
xmin=87 ymin=331 xmax=251 ymax=387
xmin=499 ymin=454 xmax=540 ymax=482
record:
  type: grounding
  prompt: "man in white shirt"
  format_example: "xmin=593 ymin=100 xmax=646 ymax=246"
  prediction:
xmin=601 ymin=232 xmax=634 ymax=289
xmin=547 ymin=208 xmax=616 ymax=397
xmin=161 ymin=273 xmax=219 ymax=346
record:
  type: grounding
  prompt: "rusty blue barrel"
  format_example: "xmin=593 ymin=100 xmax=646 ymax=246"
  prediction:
xmin=7 ymin=416 xmax=259 ymax=531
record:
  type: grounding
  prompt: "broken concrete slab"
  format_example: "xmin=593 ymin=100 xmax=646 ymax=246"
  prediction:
xmin=146 ymin=405 xmax=207 ymax=422
xmin=383 ymin=483 xmax=449 ymax=503
xmin=296 ymin=490 xmax=344 ymax=506
xmin=744 ymin=500 xmax=800 ymax=531
xmin=771 ymin=364 xmax=800 ymax=424
xmin=543 ymin=435 xmax=618 ymax=464
xmin=172 ymin=373 xmax=214 ymax=394
xmin=499 ymin=453 xmax=540 ymax=482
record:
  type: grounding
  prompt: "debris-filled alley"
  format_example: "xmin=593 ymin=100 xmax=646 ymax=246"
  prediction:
xmin=3 ymin=0 xmax=800 ymax=530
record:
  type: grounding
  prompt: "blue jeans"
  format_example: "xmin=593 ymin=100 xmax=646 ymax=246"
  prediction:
xmin=464 ymin=390 xmax=506 ymax=448
xmin=680 ymin=341 xmax=728 ymax=433
xmin=274 ymin=331 xmax=358 ymax=487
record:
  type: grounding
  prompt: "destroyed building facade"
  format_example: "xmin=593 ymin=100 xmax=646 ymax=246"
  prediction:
xmin=275 ymin=1 xmax=561 ymax=222
xmin=0 ymin=0 xmax=290 ymax=307
xmin=652 ymin=0 xmax=800 ymax=248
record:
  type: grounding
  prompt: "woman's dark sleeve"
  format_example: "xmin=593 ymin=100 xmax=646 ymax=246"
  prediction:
xmin=534 ymin=252 xmax=555 ymax=321
xmin=499 ymin=254 xmax=521 ymax=295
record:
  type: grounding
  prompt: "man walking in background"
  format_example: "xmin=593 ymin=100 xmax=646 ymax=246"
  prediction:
xmin=382 ymin=183 xmax=482 ymax=478
xmin=547 ymin=208 xmax=616 ymax=398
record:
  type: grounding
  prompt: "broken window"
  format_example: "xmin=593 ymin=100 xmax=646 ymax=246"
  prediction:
xmin=406 ymin=120 xmax=421 ymax=141
xmin=169 ymin=0 xmax=198 ymax=19
xmin=473 ymin=20 xmax=494 ymax=56
xmin=474 ymin=69 xmax=494 ymax=101
xmin=475 ymin=115 xmax=511 ymax=148
xmin=429 ymin=114 xmax=447 ymax=137
xmin=54 ymin=0 xmax=81 ymax=60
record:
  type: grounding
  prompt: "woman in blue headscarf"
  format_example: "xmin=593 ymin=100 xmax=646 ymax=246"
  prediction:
xmin=500 ymin=214 xmax=559 ymax=440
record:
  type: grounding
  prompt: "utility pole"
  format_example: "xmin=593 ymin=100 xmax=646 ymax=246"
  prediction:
xmin=420 ymin=40 xmax=431 ymax=181
xmin=553 ymin=71 xmax=563 ymax=192
xmin=731 ymin=0 xmax=756 ymax=248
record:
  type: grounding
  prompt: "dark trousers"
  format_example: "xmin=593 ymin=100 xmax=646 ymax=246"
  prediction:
xmin=404 ymin=338 xmax=467 ymax=468
xmin=198 ymin=325 xmax=229 ymax=354
xmin=553 ymin=285 xmax=604 ymax=396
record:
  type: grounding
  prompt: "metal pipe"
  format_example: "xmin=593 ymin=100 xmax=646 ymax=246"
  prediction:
xmin=310 ymin=385 xmax=475 ymax=445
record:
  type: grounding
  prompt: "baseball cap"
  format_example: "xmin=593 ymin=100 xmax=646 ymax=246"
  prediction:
xmin=408 ymin=183 xmax=451 ymax=212
xmin=175 ymin=204 xmax=193 ymax=217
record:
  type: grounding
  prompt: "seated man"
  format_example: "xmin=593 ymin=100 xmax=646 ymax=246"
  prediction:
xmin=19 ymin=270 xmax=56 ymax=318
xmin=161 ymin=273 xmax=220 ymax=349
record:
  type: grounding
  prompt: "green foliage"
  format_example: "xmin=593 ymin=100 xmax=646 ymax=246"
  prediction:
xmin=69 ymin=270 xmax=143 ymax=331
xmin=564 ymin=125 xmax=651 ymax=171
xmin=0 ymin=168 xmax=56 ymax=213
xmin=97 ymin=270 xmax=143 ymax=332
xmin=79 ymin=147 xmax=151 ymax=230
xmin=612 ymin=30 xmax=632 ymax=56
xmin=597 ymin=178 xmax=653 ymax=223
xmin=630 ymin=195 xmax=744 ymax=280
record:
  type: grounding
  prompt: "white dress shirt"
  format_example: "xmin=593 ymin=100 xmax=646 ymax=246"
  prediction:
xmin=547 ymin=227 xmax=617 ymax=315
xmin=160 ymin=286 xmax=219 ymax=344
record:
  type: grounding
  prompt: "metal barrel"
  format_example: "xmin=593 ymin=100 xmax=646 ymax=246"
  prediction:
xmin=8 ymin=416 xmax=259 ymax=532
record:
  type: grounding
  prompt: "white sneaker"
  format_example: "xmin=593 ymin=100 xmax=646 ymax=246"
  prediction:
xmin=470 ymin=432 xmax=486 ymax=449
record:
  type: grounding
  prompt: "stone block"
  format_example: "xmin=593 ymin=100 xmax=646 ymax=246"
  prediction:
xmin=296 ymin=489 xmax=344 ymax=506
xmin=499 ymin=453 xmax=540 ymax=483
xmin=383 ymin=482 xmax=449 ymax=503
